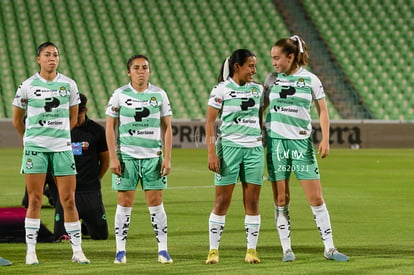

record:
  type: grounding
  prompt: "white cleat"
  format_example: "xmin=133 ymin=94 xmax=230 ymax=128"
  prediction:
xmin=26 ymin=252 xmax=39 ymax=265
xmin=72 ymin=251 xmax=91 ymax=264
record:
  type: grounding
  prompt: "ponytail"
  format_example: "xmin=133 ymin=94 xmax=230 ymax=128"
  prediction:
xmin=274 ymin=35 xmax=309 ymax=67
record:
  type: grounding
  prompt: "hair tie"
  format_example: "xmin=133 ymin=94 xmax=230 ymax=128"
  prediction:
xmin=222 ymin=57 xmax=230 ymax=80
xmin=290 ymin=35 xmax=304 ymax=53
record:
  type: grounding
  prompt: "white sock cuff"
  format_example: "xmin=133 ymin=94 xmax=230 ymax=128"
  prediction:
xmin=117 ymin=204 xmax=132 ymax=215
xmin=245 ymin=214 xmax=261 ymax=226
xmin=64 ymin=221 xmax=81 ymax=231
xmin=311 ymin=203 xmax=327 ymax=213
xmin=25 ymin=218 xmax=40 ymax=228
xmin=209 ymin=213 xmax=225 ymax=224
xmin=148 ymin=203 xmax=164 ymax=213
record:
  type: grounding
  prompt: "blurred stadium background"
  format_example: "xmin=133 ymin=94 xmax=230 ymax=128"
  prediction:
xmin=0 ymin=0 xmax=413 ymax=121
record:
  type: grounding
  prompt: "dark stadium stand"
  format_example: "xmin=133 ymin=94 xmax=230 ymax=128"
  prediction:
xmin=0 ymin=0 xmax=412 ymax=120
xmin=302 ymin=0 xmax=414 ymax=120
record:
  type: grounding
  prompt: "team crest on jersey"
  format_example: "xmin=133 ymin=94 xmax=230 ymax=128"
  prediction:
xmin=59 ymin=86 xmax=68 ymax=97
xmin=296 ymin=78 xmax=306 ymax=88
xmin=251 ymin=87 xmax=259 ymax=97
xmin=149 ymin=97 xmax=158 ymax=107
xmin=26 ymin=158 xmax=33 ymax=169
xmin=111 ymin=106 xmax=119 ymax=113
xmin=214 ymin=96 xmax=222 ymax=104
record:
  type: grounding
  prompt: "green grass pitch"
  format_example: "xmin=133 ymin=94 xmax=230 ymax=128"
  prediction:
xmin=0 ymin=148 xmax=413 ymax=274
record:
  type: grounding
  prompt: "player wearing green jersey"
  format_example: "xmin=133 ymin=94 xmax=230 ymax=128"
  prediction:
xmin=205 ymin=49 xmax=264 ymax=264
xmin=12 ymin=42 xmax=90 ymax=264
xmin=263 ymin=35 xmax=349 ymax=262
xmin=106 ymin=55 xmax=173 ymax=264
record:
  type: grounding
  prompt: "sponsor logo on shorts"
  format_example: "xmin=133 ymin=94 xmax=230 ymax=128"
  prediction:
xmin=215 ymin=173 xmax=222 ymax=181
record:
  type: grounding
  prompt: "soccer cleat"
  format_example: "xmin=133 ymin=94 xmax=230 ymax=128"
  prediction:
xmin=0 ymin=257 xmax=12 ymax=266
xmin=72 ymin=251 xmax=91 ymax=264
xmin=205 ymin=249 xmax=219 ymax=264
xmin=114 ymin=251 xmax=126 ymax=264
xmin=26 ymin=252 xmax=39 ymax=265
xmin=282 ymin=249 xmax=296 ymax=262
xmin=245 ymin=248 xmax=260 ymax=264
xmin=324 ymin=248 xmax=349 ymax=262
xmin=158 ymin=250 xmax=173 ymax=264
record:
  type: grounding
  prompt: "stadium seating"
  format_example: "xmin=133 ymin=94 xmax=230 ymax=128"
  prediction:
xmin=2 ymin=0 xmax=411 ymax=120
xmin=0 ymin=0 xmax=340 ymax=119
xmin=302 ymin=0 xmax=414 ymax=120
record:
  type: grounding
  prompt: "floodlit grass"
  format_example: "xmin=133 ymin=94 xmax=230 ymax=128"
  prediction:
xmin=0 ymin=148 xmax=413 ymax=274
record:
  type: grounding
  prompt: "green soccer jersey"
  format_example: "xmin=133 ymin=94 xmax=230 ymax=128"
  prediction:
xmin=264 ymin=67 xmax=325 ymax=139
xmin=12 ymin=73 xmax=80 ymax=152
xmin=105 ymin=83 xmax=172 ymax=159
xmin=208 ymin=78 xmax=263 ymax=147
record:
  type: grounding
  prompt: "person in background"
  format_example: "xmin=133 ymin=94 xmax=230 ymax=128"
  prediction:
xmin=54 ymin=93 xmax=109 ymax=241
xmin=106 ymin=55 xmax=173 ymax=264
xmin=205 ymin=49 xmax=264 ymax=264
xmin=263 ymin=35 xmax=349 ymax=262
xmin=12 ymin=42 xmax=90 ymax=264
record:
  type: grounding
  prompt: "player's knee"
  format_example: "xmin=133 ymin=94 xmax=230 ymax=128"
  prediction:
xmin=28 ymin=196 xmax=43 ymax=209
xmin=214 ymin=196 xmax=231 ymax=211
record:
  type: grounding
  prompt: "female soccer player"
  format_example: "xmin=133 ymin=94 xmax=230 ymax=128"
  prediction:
xmin=205 ymin=49 xmax=264 ymax=264
xmin=106 ymin=55 xmax=173 ymax=264
xmin=12 ymin=42 xmax=90 ymax=264
xmin=263 ymin=35 xmax=349 ymax=262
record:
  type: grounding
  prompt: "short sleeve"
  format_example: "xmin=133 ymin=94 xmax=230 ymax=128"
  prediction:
xmin=160 ymin=90 xmax=172 ymax=117
xmin=69 ymin=81 xmax=80 ymax=107
xmin=105 ymin=91 xmax=120 ymax=117
xmin=207 ymin=84 xmax=224 ymax=110
xmin=12 ymin=82 xmax=27 ymax=109
xmin=311 ymin=74 xmax=325 ymax=100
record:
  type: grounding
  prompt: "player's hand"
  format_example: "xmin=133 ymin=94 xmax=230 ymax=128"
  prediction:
xmin=160 ymin=159 xmax=171 ymax=176
xmin=110 ymin=158 xmax=122 ymax=176
xmin=318 ymin=139 xmax=330 ymax=159
xmin=208 ymin=154 xmax=220 ymax=173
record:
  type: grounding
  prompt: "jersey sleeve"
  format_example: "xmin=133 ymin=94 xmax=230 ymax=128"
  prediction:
xmin=207 ymin=84 xmax=224 ymax=110
xmin=160 ymin=90 xmax=172 ymax=117
xmin=12 ymin=82 xmax=28 ymax=109
xmin=105 ymin=90 xmax=120 ymax=118
xmin=69 ymin=81 xmax=80 ymax=107
xmin=311 ymin=74 xmax=325 ymax=100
